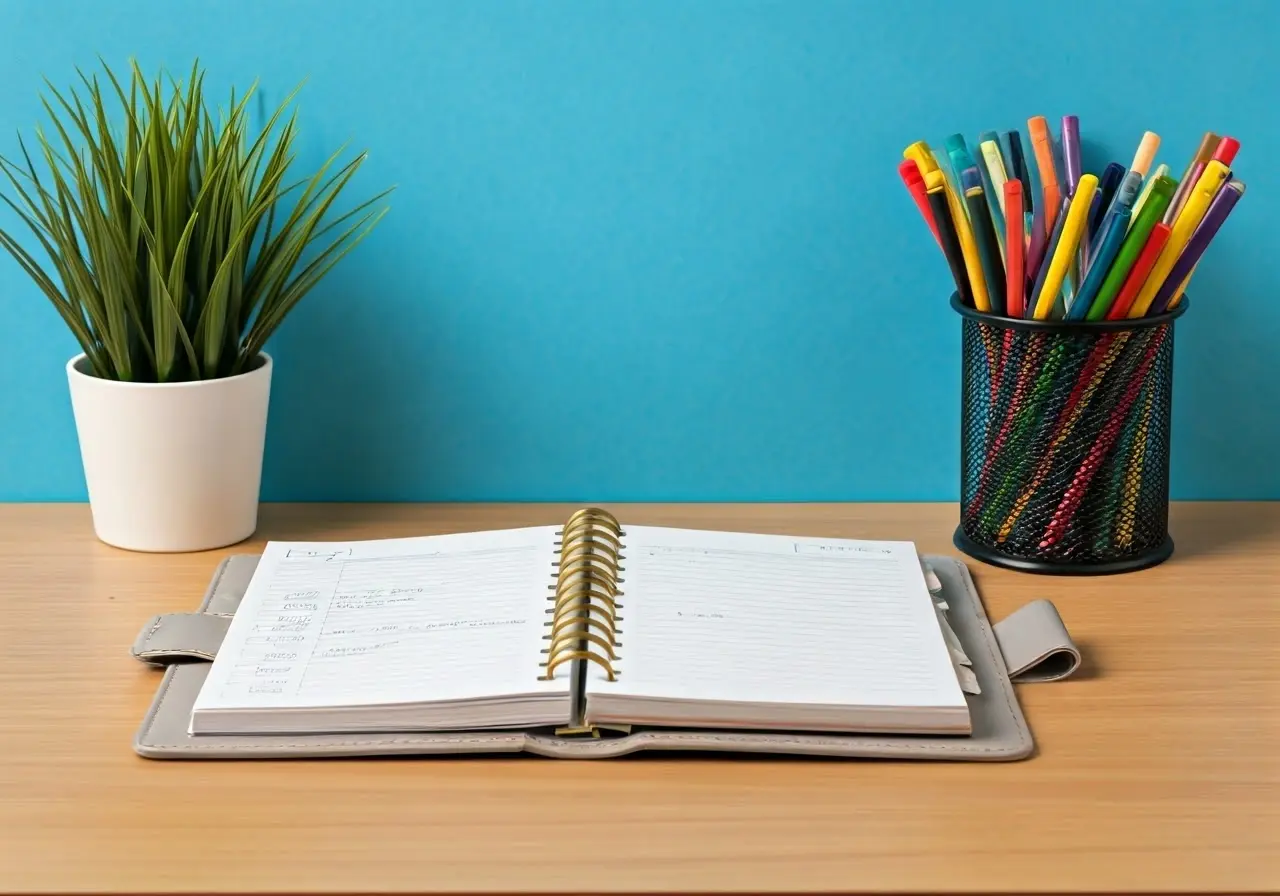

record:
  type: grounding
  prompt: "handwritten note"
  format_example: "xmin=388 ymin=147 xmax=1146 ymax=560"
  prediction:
xmin=194 ymin=526 xmax=570 ymax=714
xmin=588 ymin=525 xmax=964 ymax=711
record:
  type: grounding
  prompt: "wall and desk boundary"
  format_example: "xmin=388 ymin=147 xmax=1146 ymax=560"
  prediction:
xmin=2 ymin=0 xmax=1277 ymax=502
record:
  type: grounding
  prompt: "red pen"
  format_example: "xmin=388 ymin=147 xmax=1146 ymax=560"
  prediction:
xmin=1004 ymin=179 xmax=1025 ymax=318
xmin=1211 ymin=136 xmax=1240 ymax=166
xmin=898 ymin=159 xmax=941 ymax=247
xmin=1106 ymin=223 xmax=1172 ymax=320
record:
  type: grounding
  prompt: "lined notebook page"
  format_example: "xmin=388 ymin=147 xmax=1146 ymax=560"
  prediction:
xmin=589 ymin=526 xmax=965 ymax=710
xmin=194 ymin=526 xmax=568 ymax=712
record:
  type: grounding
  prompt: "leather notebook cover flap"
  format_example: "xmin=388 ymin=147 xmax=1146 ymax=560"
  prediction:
xmin=132 ymin=554 xmax=1079 ymax=761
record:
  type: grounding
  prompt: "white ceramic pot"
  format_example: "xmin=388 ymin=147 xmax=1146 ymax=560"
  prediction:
xmin=66 ymin=353 xmax=273 ymax=552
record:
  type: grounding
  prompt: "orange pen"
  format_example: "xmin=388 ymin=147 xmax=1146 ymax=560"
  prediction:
xmin=1106 ymin=223 xmax=1172 ymax=320
xmin=1028 ymin=116 xmax=1061 ymax=233
xmin=898 ymin=159 xmax=940 ymax=247
xmin=1004 ymin=179 xmax=1025 ymax=318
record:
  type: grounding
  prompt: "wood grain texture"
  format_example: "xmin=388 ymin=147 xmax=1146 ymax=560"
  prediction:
xmin=0 ymin=502 xmax=1276 ymax=894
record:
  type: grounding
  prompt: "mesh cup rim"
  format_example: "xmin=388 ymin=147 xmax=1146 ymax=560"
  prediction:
xmin=950 ymin=292 xmax=1188 ymax=333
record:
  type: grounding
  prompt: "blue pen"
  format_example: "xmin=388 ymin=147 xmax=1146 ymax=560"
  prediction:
xmin=944 ymin=134 xmax=982 ymax=235
xmin=944 ymin=133 xmax=974 ymax=169
xmin=1084 ymin=170 xmax=1143 ymax=274
xmin=1078 ymin=191 xmax=1101 ymax=275
xmin=944 ymin=135 xmax=979 ymax=201
xmin=1089 ymin=163 xmax=1125 ymax=241
xmin=1005 ymin=130 xmax=1032 ymax=213
xmin=1067 ymin=205 xmax=1132 ymax=320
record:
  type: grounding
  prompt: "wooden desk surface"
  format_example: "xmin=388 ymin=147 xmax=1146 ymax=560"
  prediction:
xmin=1 ymin=502 xmax=1276 ymax=894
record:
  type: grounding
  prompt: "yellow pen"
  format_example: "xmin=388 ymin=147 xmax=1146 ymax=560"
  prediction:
xmin=903 ymin=141 xmax=938 ymax=175
xmin=1128 ymin=163 xmax=1169 ymax=232
xmin=925 ymin=168 xmax=990 ymax=312
xmin=1168 ymin=267 xmax=1195 ymax=309
xmin=1032 ymin=173 xmax=1098 ymax=320
xmin=905 ymin=141 xmax=989 ymax=309
xmin=1128 ymin=160 xmax=1230 ymax=318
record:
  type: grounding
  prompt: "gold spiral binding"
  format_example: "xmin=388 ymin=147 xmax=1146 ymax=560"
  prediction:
xmin=539 ymin=507 xmax=624 ymax=683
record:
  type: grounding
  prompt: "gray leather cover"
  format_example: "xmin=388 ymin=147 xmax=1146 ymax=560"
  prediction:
xmin=132 ymin=554 xmax=1079 ymax=761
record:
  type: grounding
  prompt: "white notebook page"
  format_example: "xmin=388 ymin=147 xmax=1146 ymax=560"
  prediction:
xmin=589 ymin=525 xmax=965 ymax=710
xmin=194 ymin=526 xmax=568 ymax=712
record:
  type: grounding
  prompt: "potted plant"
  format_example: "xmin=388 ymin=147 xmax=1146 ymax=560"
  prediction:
xmin=0 ymin=59 xmax=391 ymax=552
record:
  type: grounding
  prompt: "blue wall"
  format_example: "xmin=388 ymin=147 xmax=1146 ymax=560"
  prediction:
xmin=2 ymin=0 xmax=1277 ymax=502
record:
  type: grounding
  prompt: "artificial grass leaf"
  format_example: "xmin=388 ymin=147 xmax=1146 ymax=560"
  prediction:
xmin=0 ymin=58 xmax=392 ymax=382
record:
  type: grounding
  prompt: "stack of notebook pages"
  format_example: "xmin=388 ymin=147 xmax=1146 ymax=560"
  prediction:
xmin=187 ymin=510 xmax=983 ymax=739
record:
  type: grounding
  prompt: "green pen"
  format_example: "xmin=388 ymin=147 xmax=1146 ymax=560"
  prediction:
xmin=1085 ymin=175 xmax=1178 ymax=321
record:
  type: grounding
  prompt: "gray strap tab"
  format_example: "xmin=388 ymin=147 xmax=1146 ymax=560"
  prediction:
xmin=993 ymin=599 xmax=1081 ymax=682
xmin=131 ymin=613 xmax=231 ymax=665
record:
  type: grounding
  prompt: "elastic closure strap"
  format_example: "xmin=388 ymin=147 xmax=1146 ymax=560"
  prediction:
xmin=993 ymin=599 xmax=1082 ymax=682
xmin=131 ymin=612 xmax=231 ymax=665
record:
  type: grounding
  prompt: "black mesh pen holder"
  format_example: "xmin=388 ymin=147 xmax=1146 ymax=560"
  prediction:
xmin=951 ymin=293 xmax=1187 ymax=575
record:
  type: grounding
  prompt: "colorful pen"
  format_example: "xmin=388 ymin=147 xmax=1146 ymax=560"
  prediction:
xmin=1090 ymin=163 xmax=1125 ymax=241
xmin=978 ymin=133 xmax=1009 ymax=254
xmin=1026 ymin=195 xmax=1071 ymax=319
xmin=1129 ymin=131 xmax=1160 ymax=178
xmin=1212 ymin=136 xmax=1240 ymax=166
xmin=1024 ymin=195 xmax=1049 ymax=294
xmin=1182 ymin=132 xmax=1219 ymax=180
xmin=1166 ymin=133 xmax=1219 ymax=224
xmin=1129 ymin=160 xmax=1231 ymax=317
xmin=1033 ymin=173 xmax=1098 ymax=320
xmin=1067 ymin=203 xmax=1131 ymax=320
xmin=1006 ymin=130 xmax=1032 ymax=213
xmin=898 ymin=159 xmax=940 ymax=246
xmin=923 ymin=169 xmax=974 ymax=307
xmin=1150 ymin=179 xmax=1246 ymax=314
xmin=1085 ymin=175 xmax=1176 ymax=321
xmin=1109 ymin=169 xmax=1143 ymax=219
xmin=903 ymin=141 xmax=939 ymax=175
xmin=1061 ymin=115 xmax=1082 ymax=196
xmin=944 ymin=134 xmax=976 ymax=172
xmin=1086 ymin=169 xmax=1142 ymax=272
xmin=1106 ymin=224 xmax=1172 ymax=320
xmin=1028 ymin=116 xmax=1061 ymax=232
xmin=908 ymin=141 xmax=991 ymax=312
xmin=1130 ymin=163 xmax=1170 ymax=230
xmin=1005 ymin=179 xmax=1026 ymax=318
xmin=961 ymin=165 xmax=1007 ymax=316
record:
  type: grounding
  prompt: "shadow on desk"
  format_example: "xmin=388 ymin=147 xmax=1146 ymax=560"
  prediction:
xmin=1166 ymin=501 xmax=1280 ymax=560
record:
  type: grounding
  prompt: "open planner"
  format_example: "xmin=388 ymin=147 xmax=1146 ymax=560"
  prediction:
xmin=190 ymin=509 xmax=971 ymax=738
xmin=132 ymin=507 xmax=1082 ymax=759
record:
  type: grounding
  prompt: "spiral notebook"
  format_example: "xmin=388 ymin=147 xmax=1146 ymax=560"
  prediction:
xmin=186 ymin=509 xmax=975 ymax=739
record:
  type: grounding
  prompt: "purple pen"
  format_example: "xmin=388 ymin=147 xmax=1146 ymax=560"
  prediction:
xmin=1062 ymin=115 xmax=1082 ymax=196
xmin=1025 ymin=195 xmax=1049 ymax=289
xmin=1147 ymin=180 xmax=1246 ymax=315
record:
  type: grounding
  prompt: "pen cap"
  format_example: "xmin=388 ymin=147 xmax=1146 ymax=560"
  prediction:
xmin=904 ymin=141 xmax=939 ymax=174
xmin=1192 ymin=131 xmax=1219 ymax=163
xmin=1130 ymin=131 xmax=1160 ymax=177
xmin=1211 ymin=136 xmax=1240 ymax=165
xmin=950 ymin=295 xmax=1185 ymax=575
xmin=1114 ymin=170 xmax=1143 ymax=209
xmin=945 ymin=134 xmax=978 ymax=173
